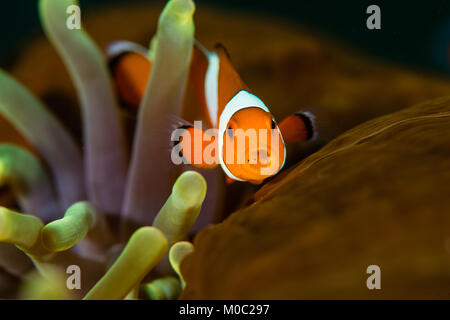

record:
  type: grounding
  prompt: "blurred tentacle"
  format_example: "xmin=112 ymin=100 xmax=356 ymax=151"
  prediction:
xmin=0 ymin=70 xmax=85 ymax=210
xmin=141 ymin=276 xmax=181 ymax=300
xmin=18 ymin=267 xmax=72 ymax=300
xmin=39 ymin=0 xmax=128 ymax=215
xmin=122 ymin=0 xmax=195 ymax=233
xmin=0 ymin=243 xmax=33 ymax=278
xmin=0 ymin=144 xmax=59 ymax=221
xmin=33 ymin=250 xmax=106 ymax=297
xmin=0 ymin=267 xmax=20 ymax=299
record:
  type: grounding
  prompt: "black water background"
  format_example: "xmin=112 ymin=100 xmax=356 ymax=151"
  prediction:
xmin=0 ymin=0 xmax=449 ymax=76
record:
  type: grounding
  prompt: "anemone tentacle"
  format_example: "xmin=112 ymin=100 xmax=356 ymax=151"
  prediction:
xmin=169 ymin=240 xmax=194 ymax=288
xmin=0 ymin=0 xmax=211 ymax=300
xmin=0 ymin=144 xmax=59 ymax=221
xmin=0 ymin=70 xmax=85 ymax=210
xmin=39 ymin=0 xmax=128 ymax=216
xmin=83 ymin=227 xmax=168 ymax=300
xmin=153 ymin=170 xmax=206 ymax=246
xmin=141 ymin=276 xmax=182 ymax=300
xmin=41 ymin=201 xmax=96 ymax=252
xmin=19 ymin=267 xmax=72 ymax=300
xmin=122 ymin=0 xmax=196 ymax=232
xmin=0 ymin=207 xmax=51 ymax=258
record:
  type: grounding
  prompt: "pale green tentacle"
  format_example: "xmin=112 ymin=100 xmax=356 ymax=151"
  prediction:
xmin=0 ymin=207 xmax=51 ymax=259
xmin=141 ymin=276 xmax=181 ymax=300
xmin=83 ymin=227 xmax=167 ymax=300
xmin=169 ymin=241 xmax=194 ymax=288
xmin=0 ymin=144 xmax=59 ymax=221
xmin=153 ymin=171 xmax=206 ymax=245
xmin=41 ymin=201 xmax=96 ymax=252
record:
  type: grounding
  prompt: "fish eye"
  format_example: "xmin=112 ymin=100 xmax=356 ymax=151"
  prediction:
xmin=227 ymin=126 xmax=233 ymax=139
xmin=271 ymin=119 xmax=276 ymax=130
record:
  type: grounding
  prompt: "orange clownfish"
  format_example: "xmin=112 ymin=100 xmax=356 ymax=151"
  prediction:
xmin=108 ymin=40 xmax=314 ymax=184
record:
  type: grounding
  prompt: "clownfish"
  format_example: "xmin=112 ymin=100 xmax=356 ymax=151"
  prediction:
xmin=107 ymin=40 xmax=314 ymax=184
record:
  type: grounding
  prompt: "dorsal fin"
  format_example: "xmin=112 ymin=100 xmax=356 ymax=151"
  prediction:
xmin=182 ymin=43 xmax=212 ymax=126
xmin=214 ymin=43 xmax=232 ymax=61
xmin=215 ymin=43 xmax=249 ymax=117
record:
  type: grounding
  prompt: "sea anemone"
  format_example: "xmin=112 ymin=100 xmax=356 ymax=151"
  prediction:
xmin=4 ymin=0 xmax=449 ymax=301
xmin=0 ymin=0 xmax=208 ymax=299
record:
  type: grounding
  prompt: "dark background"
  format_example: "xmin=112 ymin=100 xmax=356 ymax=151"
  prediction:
xmin=0 ymin=0 xmax=449 ymax=76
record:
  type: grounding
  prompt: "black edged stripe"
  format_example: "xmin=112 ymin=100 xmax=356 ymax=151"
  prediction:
xmin=294 ymin=111 xmax=316 ymax=140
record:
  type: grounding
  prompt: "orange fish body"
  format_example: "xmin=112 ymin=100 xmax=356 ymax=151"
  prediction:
xmin=108 ymin=40 xmax=312 ymax=184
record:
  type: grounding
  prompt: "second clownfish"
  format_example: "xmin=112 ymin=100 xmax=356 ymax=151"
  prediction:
xmin=107 ymin=40 xmax=315 ymax=184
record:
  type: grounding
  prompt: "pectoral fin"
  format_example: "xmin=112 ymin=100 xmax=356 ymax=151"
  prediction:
xmin=177 ymin=126 xmax=218 ymax=170
xmin=225 ymin=176 xmax=236 ymax=184
xmin=278 ymin=111 xmax=316 ymax=144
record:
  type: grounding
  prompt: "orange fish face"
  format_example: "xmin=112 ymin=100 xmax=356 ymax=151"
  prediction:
xmin=222 ymin=107 xmax=286 ymax=184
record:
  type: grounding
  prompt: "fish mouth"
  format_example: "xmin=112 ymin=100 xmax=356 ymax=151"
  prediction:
xmin=240 ymin=147 xmax=280 ymax=178
xmin=248 ymin=149 xmax=271 ymax=166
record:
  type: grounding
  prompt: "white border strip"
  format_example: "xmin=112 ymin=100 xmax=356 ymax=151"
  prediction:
xmin=204 ymin=52 xmax=219 ymax=127
xmin=218 ymin=90 xmax=270 ymax=181
xmin=106 ymin=40 xmax=149 ymax=60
